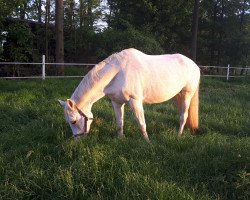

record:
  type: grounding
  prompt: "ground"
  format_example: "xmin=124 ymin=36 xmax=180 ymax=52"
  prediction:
xmin=0 ymin=77 xmax=249 ymax=199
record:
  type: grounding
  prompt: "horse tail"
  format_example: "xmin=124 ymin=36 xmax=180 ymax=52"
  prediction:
xmin=186 ymin=83 xmax=199 ymax=133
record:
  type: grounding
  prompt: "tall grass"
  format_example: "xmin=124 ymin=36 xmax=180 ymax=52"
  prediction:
xmin=0 ymin=77 xmax=249 ymax=199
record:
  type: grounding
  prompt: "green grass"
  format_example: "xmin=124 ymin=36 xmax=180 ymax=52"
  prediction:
xmin=0 ymin=77 xmax=249 ymax=199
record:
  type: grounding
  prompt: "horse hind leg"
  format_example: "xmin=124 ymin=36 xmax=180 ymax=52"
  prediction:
xmin=112 ymin=101 xmax=125 ymax=138
xmin=177 ymin=91 xmax=193 ymax=135
xmin=128 ymin=99 xmax=150 ymax=142
xmin=173 ymin=92 xmax=182 ymax=115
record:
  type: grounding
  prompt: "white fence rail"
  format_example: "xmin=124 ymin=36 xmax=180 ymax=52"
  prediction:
xmin=199 ymin=65 xmax=249 ymax=80
xmin=0 ymin=55 xmax=249 ymax=80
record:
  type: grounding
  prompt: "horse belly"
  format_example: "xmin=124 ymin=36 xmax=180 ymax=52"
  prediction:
xmin=142 ymin=77 xmax=185 ymax=104
xmin=142 ymin=86 xmax=181 ymax=104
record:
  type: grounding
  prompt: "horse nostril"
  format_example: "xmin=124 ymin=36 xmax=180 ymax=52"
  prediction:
xmin=71 ymin=120 xmax=77 ymax=124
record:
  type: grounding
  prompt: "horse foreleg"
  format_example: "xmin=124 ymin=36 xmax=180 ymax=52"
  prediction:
xmin=128 ymin=99 xmax=150 ymax=142
xmin=112 ymin=101 xmax=125 ymax=138
xmin=178 ymin=93 xmax=192 ymax=135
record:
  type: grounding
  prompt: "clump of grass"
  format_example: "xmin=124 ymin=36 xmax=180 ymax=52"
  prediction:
xmin=0 ymin=77 xmax=249 ymax=199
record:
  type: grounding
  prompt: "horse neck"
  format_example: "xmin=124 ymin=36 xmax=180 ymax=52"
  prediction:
xmin=70 ymin=61 xmax=110 ymax=113
xmin=71 ymin=77 xmax=105 ymax=113
xmin=71 ymin=56 xmax=121 ymax=113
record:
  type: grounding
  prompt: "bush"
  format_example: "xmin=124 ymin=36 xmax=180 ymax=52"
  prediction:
xmin=3 ymin=22 xmax=37 ymax=62
xmin=65 ymin=27 xmax=97 ymax=62
xmin=96 ymin=27 xmax=164 ymax=59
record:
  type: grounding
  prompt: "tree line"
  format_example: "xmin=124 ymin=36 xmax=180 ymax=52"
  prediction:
xmin=0 ymin=0 xmax=249 ymax=75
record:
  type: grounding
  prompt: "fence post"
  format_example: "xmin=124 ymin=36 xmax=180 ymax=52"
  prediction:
xmin=226 ymin=64 xmax=230 ymax=81
xmin=42 ymin=55 xmax=45 ymax=80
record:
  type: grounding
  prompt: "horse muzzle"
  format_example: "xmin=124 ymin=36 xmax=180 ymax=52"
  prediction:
xmin=73 ymin=131 xmax=89 ymax=139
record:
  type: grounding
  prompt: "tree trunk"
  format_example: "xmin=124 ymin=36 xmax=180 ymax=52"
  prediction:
xmin=240 ymin=0 xmax=247 ymax=75
xmin=79 ymin=0 xmax=84 ymax=27
xmin=190 ymin=0 xmax=199 ymax=62
xmin=210 ymin=0 xmax=219 ymax=66
xmin=35 ymin=0 xmax=42 ymax=23
xmin=87 ymin=0 xmax=93 ymax=27
xmin=217 ymin=0 xmax=225 ymax=67
xmin=19 ymin=2 xmax=27 ymax=20
xmin=45 ymin=0 xmax=50 ymax=62
xmin=69 ymin=0 xmax=74 ymax=30
xmin=55 ymin=0 xmax=64 ymax=75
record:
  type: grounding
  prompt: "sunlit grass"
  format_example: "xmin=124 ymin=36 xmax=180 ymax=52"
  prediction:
xmin=0 ymin=77 xmax=249 ymax=199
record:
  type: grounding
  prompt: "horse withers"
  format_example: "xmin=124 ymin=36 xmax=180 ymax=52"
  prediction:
xmin=58 ymin=48 xmax=200 ymax=141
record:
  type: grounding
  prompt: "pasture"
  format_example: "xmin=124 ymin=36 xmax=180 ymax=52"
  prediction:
xmin=0 ymin=77 xmax=249 ymax=199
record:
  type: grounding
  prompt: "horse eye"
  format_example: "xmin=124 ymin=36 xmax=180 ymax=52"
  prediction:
xmin=71 ymin=120 xmax=77 ymax=125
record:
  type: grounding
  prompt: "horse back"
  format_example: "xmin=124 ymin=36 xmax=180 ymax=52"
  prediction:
xmin=105 ymin=49 xmax=200 ymax=104
xmin=123 ymin=51 xmax=199 ymax=103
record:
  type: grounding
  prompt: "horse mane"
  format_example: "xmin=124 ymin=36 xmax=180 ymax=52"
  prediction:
xmin=71 ymin=52 xmax=122 ymax=104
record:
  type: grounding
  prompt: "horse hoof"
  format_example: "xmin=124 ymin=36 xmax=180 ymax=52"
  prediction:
xmin=144 ymin=137 xmax=151 ymax=144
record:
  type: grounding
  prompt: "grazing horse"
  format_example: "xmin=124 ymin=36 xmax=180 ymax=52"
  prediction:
xmin=58 ymin=48 xmax=200 ymax=141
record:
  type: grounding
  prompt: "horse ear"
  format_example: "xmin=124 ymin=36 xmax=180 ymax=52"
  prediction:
xmin=58 ymin=99 xmax=66 ymax=107
xmin=66 ymin=99 xmax=76 ymax=111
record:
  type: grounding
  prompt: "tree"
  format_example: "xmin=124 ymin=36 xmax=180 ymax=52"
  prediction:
xmin=106 ymin=0 xmax=194 ymax=54
xmin=55 ymin=0 xmax=64 ymax=75
xmin=19 ymin=1 xmax=28 ymax=20
xmin=190 ymin=0 xmax=200 ymax=62
xmin=65 ymin=0 xmax=76 ymax=31
xmin=0 ymin=0 xmax=23 ymax=58
xmin=78 ymin=0 xmax=102 ymax=28
xmin=45 ymin=0 xmax=51 ymax=62
xmin=3 ymin=22 xmax=34 ymax=62
xmin=97 ymin=27 xmax=164 ymax=59
xmin=199 ymin=0 xmax=250 ymax=66
xmin=1 ymin=0 xmax=249 ymax=67
xmin=35 ymin=0 xmax=42 ymax=23
xmin=3 ymin=22 xmax=38 ymax=76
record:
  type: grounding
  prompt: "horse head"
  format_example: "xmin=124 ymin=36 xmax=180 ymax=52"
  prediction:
xmin=58 ymin=99 xmax=93 ymax=139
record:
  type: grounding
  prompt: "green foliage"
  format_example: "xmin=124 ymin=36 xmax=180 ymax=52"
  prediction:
xmin=3 ymin=22 xmax=38 ymax=62
xmin=0 ymin=0 xmax=249 ymax=67
xmin=0 ymin=0 xmax=21 ymax=22
xmin=198 ymin=0 xmax=250 ymax=66
xmin=0 ymin=0 xmax=23 ymax=59
xmin=65 ymin=25 xmax=164 ymax=61
xmin=96 ymin=26 xmax=164 ymax=59
xmin=0 ymin=77 xmax=249 ymax=199
xmin=65 ymin=27 xmax=97 ymax=62
xmin=106 ymin=0 xmax=250 ymax=65
xmin=107 ymin=0 xmax=193 ymax=54
xmin=107 ymin=0 xmax=157 ymax=30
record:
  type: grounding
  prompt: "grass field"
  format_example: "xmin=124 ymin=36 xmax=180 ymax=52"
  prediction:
xmin=0 ymin=77 xmax=249 ymax=199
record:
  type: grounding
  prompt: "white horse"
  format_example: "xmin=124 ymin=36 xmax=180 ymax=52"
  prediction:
xmin=58 ymin=48 xmax=200 ymax=141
